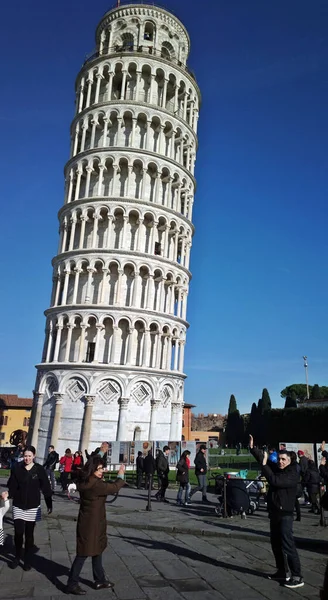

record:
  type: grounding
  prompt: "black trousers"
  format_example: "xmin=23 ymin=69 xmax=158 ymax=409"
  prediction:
xmin=67 ymin=554 xmax=106 ymax=588
xmin=60 ymin=471 xmax=70 ymax=490
xmin=136 ymin=469 xmax=144 ymax=489
xmin=14 ymin=519 xmax=36 ymax=559
xmin=156 ymin=473 xmax=169 ymax=498
xmin=270 ymin=513 xmax=302 ymax=577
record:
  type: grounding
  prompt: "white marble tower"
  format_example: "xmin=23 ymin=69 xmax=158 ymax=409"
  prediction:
xmin=30 ymin=3 xmax=200 ymax=458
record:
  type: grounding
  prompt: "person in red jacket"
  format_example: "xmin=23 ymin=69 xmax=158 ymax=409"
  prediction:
xmin=71 ymin=451 xmax=84 ymax=482
xmin=59 ymin=449 xmax=73 ymax=491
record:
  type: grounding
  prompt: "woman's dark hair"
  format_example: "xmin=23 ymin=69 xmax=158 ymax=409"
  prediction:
xmin=290 ymin=451 xmax=297 ymax=463
xmin=79 ymin=455 xmax=103 ymax=483
xmin=24 ymin=445 xmax=36 ymax=455
xmin=65 ymin=448 xmax=72 ymax=455
xmin=181 ymin=450 xmax=191 ymax=460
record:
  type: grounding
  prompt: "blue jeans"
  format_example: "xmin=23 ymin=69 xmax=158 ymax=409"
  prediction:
xmin=191 ymin=474 xmax=207 ymax=499
xmin=177 ymin=482 xmax=191 ymax=504
xmin=67 ymin=554 xmax=106 ymax=588
xmin=46 ymin=468 xmax=56 ymax=491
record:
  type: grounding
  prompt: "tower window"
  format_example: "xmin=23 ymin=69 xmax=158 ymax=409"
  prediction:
xmin=154 ymin=242 xmax=161 ymax=256
xmin=86 ymin=342 xmax=95 ymax=363
xmin=144 ymin=22 xmax=154 ymax=42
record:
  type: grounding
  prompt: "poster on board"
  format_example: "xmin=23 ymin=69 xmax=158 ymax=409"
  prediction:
xmin=315 ymin=443 xmax=324 ymax=467
xmin=279 ymin=442 xmax=315 ymax=460
xmin=133 ymin=441 xmax=153 ymax=462
xmin=106 ymin=442 xmax=120 ymax=466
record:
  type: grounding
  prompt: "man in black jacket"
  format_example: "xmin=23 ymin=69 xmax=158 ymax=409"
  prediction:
xmin=136 ymin=451 xmax=144 ymax=489
xmin=143 ymin=450 xmax=156 ymax=490
xmin=249 ymin=435 xmax=304 ymax=589
xmin=155 ymin=446 xmax=170 ymax=502
xmin=43 ymin=445 xmax=59 ymax=491
xmin=190 ymin=444 xmax=209 ymax=503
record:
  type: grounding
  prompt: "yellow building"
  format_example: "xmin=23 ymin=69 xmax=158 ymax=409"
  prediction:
xmin=0 ymin=395 xmax=33 ymax=446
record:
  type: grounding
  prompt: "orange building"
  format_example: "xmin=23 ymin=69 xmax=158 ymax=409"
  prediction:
xmin=181 ymin=403 xmax=195 ymax=440
xmin=0 ymin=395 xmax=33 ymax=446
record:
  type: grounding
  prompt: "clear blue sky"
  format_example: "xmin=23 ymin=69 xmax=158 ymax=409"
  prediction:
xmin=0 ymin=0 xmax=327 ymax=415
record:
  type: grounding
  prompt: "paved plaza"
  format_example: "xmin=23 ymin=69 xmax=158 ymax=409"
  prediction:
xmin=0 ymin=482 xmax=326 ymax=600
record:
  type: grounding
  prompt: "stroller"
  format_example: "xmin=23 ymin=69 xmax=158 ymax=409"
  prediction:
xmin=214 ymin=474 xmax=259 ymax=518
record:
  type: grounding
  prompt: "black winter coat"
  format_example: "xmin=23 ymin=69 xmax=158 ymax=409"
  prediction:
xmin=176 ymin=457 xmax=189 ymax=484
xmin=304 ymin=467 xmax=320 ymax=494
xmin=8 ymin=462 xmax=52 ymax=511
xmin=320 ymin=464 xmax=328 ymax=484
xmin=251 ymin=448 xmax=298 ymax=514
xmin=143 ymin=453 xmax=156 ymax=475
xmin=136 ymin=456 xmax=144 ymax=472
xmin=44 ymin=451 xmax=59 ymax=471
xmin=194 ymin=451 xmax=207 ymax=475
xmin=299 ymin=455 xmax=309 ymax=478
xmin=156 ymin=451 xmax=169 ymax=475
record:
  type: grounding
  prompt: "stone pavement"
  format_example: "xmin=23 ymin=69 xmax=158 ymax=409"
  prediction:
xmin=0 ymin=481 xmax=327 ymax=599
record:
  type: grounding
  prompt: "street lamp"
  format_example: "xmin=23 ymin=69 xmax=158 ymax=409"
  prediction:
xmin=303 ymin=356 xmax=309 ymax=400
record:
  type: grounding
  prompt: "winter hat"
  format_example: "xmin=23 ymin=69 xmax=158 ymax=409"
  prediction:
xmin=297 ymin=450 xmax=304 ymax=456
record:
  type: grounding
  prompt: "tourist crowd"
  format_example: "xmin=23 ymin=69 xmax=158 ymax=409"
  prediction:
xmin=0 ymin=439 xmax=327 ymax=595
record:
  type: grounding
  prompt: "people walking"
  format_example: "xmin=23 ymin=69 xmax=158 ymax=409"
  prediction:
xmin=304 ymin=460 xmax=320 ymax=515
xmin=0 ymin=491 xmax=10 ymax=546
xmin=43 ymin=445 xmax=59 ymax=492
xmin=249 ymin=435 xmax=304 ymax=589
xmin=155 ymin=446 xmax=170 ymax=503
xmin=7 ymin=445 xmax=52 ymax=571
xmin=136 ymin=451 xmax=144 ymax=489
xmin=66 ymin=456 xmax=125 ymax=595
xmin=176 ymin=450 xmax=191 ymax=506
xmin=59 ymin=448 xmax=73 ymax=491
xmin=190 ymin=444 xmax=209 ymax=503
xmin=143 ymin=450 xmax=156 ymax=490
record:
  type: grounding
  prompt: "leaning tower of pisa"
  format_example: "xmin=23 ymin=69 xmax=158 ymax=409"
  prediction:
xmin=30 ymin=2 xmax=200 ymax=458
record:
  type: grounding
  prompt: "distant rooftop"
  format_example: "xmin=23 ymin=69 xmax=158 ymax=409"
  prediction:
xmin=0 ymin=395 xmax=33 ymax=408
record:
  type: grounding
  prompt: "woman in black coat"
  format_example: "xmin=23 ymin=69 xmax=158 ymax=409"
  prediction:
xmin=304 ymin=460 xmax=320 ymax=514
xmin=7 ymin=445 xmax=52 ymax=570
xmin=176 ymin=450 xmax=191 ymax=506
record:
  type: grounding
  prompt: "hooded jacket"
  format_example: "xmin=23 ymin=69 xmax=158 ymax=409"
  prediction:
xmin=176 ymin=455 xmax=190 ymax=484
xmin=156 ymin=450 xmax=169 ymax=475
xmin=251 ymin=448 xmax=298 ymax=514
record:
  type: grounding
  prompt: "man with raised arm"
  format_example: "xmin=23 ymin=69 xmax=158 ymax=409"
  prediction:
xmin=249 ymin=434 xmax=304 ymax=589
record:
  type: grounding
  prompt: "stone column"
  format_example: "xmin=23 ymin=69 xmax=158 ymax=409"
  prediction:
xmin=103 ymin=117 xmax=109 ymax=147
xmin=94 ymin=324 xmax=104 ymax=363
xmin=92 ymin=214 xmax=99 ymax=248
xmin=115 ymin=269 xmax=123 ymax=305
xmin=78 ymin=80 xmax=85 ymax=112
xmin=121 ymin=71 xmax=127 ymax=100
xmin=116 ymin=397 xmax=130 ymax=441
xmin=30 ymin=392 xmax=44 ymax=449
xmin=162 ymin=78 xmax=168 ymax=108
xmin=126 ymin=327 xmax=135 ymax=365
xmin=68 ymin=216 xmax=77 ymax=251
xmin=97 ymin=165 xmax=105 ymax=196
xmin=178 ymin=341 xmax=185 ymax=372
xmin=85 ymin=78 xmax=93 ymax=108
xmin=85 ymin=267 xmax=95 ymax=303
xmin=54 ymin=276 xmax=61 ymax=307
xmin=50 ymin=392 xmax=63 ymax=448
xmin=64 ymin=324 xmax=74 ymax=362
xmin=72 ymin=268 xmax=81 ymax=304
xmin=61 ymin=270 xmax=70 ymax=305
xmin=166 ymin=335 xmax=172 ymax=370
xmin=173 ymin=339 xmax=179 ymax=371
xmin=95 ymin=73 xmax=102 ymax=104
xmin=100 ymin=268 xmax=109 ymax=303
xmin=169 ymin=402 xmax=181 ymax=440
xmin=110 ymin=325 xmax=118 ymax=363
xmin=53 ymin=325 xmax=63 ymax=361
xmin=149 ymin=399 xmax=161 ymax=440
xmin=74 ymin=169 xmax=82 ymax=201
xmin=107 ymin=72 xmax=114 ymax=101
xmin=79 ymin=216 xmax=86 ymax=249
xmin=142 ymin=328 xmax=150 ymax=367
xmin=80 ymin=395 xmax=96 ymax=452
xmin=45 ymin=321 xmax=54 ymax=362
xmin=78 ymin=324 xmax=87 ymax=361
xmin=106 ymin=215 xmax=113 ymax=248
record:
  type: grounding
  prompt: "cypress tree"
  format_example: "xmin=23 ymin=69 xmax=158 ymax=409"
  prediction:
xmin=228 ymin=394 xmax=237 ymax=414
xmin=261 ymin=388 xmax=272 ymax=411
